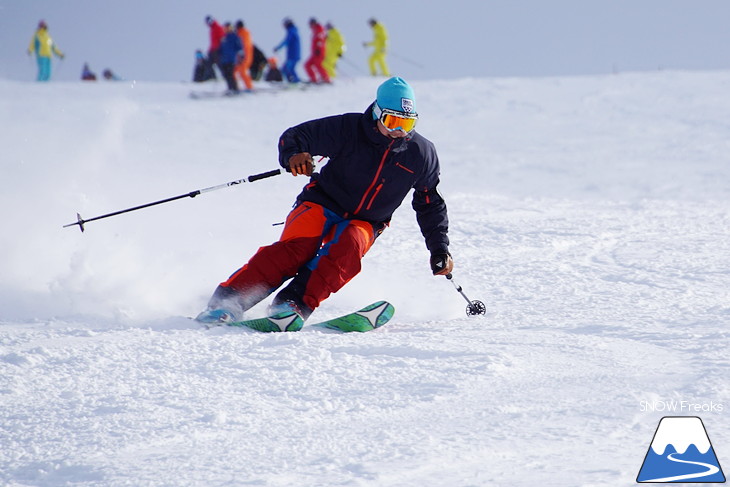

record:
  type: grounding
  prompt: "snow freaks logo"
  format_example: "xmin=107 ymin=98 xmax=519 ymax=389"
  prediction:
xmin=637 ymin=416 xmax=726 ymax=483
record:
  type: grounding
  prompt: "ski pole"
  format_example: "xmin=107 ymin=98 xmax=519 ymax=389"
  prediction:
xmin=389 ymin=50 xmax=425 ymax=69
xmin=445 ymin=273 xmax=486 ymax=316
xmin=63 ymin=168 xmax=282 ymax=232
xmin=339 ymin=55 xmax=366 ymax=74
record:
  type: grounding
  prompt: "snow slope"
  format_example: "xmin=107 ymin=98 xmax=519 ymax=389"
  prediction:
xmin=1 ymin=72 xmax=729 ymax=486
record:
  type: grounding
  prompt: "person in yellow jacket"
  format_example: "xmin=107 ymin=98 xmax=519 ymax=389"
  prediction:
xmin=27 ymin=20 xmax=64 ymax=81
xmin=363 ymin=18 xmax=389 ymax=77
xmin=322 ymin=22 xmax=345 ymax=79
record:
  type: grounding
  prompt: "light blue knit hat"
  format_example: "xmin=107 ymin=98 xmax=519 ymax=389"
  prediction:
xmin=374 ymin=77 xmax=417 ymax=116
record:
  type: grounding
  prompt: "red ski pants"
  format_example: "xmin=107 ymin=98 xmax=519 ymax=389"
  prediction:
xmin=304 ymin=54 xmax=330 ymax=83
xmin=219 ymin=202 xmax=378 ymax=314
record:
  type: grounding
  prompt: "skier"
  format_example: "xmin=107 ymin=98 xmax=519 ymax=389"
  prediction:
xmin=27 ymin=20 xmax=64 ymax=82
xmin=273 ymin=18 xmax=301 ymax=83
xmin=303 ymin=17 xmax=330 ymax=84
xmin=81 ymin=63 xmax=96 ymax=81
xmin=265 ymin=57 xmax=283 ymax=82
xmin=234 ymin=20 xmax=254 ymax=91
xmin=323 ymin=22 xmax=345 ymax=79
xmin=364 ymin=18 xmax=390 ymax=76
xmin=205 ymin=15 xmax=225 ymax=75
xmin=219 ymin=23 xmax=243 ymax=93
xmin=102 ymin=68 xmax=122 ymax=81
xmin=193 ymin=49 xmax=216 ymax=82
xmin=196 ymin=77 xmax=453 ymax=328
xmin=250 ymin=45 xmax=268 ymax=81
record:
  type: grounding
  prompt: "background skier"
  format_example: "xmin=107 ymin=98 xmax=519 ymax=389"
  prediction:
xmin=27 ymin=20 xmax=64 ymax=81
xmin=273 ymin=18 xmax=301 ymax=83
xmin=323 ymin=22 xmax=345 ymax=79
xmin=303 ymin=17 xmax=330 ymax=84
xmin=193 ymin=49 xmax=216 ymax=82
xmin=205 ymin=15 xmax=225 ymax=77
xmin=265 ymin=57 xmax=283 ymax=82
xmin=364 ymin=18 xmax=390 ymax=76
xmin=219 ymin=23 xmax=243 ymax=93
xmin=196 ymin=77 xmax=453 ymax=328
xmin=249 ymin=44 xmax=268 ymax=81
xmin=234 ymin=20 xmax=254 ymax=91
xmin=81 ymin=63 xmax=96 ymax=81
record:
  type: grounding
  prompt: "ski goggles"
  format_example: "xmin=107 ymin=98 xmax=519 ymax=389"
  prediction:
xmin=373 ymin=104 xmax=418 ymax=133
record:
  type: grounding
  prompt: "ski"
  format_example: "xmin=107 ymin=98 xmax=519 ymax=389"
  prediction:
xmin=200 ymin=301 xmax=394 ymax=333
xmin=227 ymin=309 xmax=304 ymax=332
xmin=188 ymin=85 xmax=295 ymax=100
xmin=189 ymin=90 xmax=253 ymax=100
xmin=309 ymin=301 xmax=394 ymax=333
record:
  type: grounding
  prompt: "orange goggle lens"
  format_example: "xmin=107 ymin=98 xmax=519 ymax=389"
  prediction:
xmin=378 ymin=108 xmax=418 ymax=133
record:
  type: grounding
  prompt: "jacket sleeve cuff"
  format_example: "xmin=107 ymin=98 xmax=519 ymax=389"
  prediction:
xmin=429 ymin=246 xmax=450 ymax=257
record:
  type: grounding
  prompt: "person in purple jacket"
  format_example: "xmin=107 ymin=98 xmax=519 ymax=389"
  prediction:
xmin=197 ymin=77 xmax=453 ymax=325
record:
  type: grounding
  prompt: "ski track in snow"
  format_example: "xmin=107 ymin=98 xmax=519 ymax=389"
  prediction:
xmin=1 ymin=72 xmax=729 ymax=486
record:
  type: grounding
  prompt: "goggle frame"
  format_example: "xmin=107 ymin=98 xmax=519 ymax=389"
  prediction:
xmin=373 ymin=104 xmax=418 ymax=133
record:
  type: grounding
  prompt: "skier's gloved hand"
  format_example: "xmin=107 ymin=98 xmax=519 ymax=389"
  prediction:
xmin=430 ymin=252 xmax=454 ymax=276
xmin=288 ymin=152 xmax=314 ymax=176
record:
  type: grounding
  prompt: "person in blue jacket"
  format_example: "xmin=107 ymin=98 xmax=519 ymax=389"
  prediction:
xmin=219 ymin=22 xmax=243 ymax=93
xmin=273 ymin=17 xmax=301 ymax=83
xmin=197 ymin=77 xmax=453 ymax=326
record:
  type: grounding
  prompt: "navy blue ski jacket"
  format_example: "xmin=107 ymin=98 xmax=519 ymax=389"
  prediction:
xmin=219 ymin=31 xmax=242 ymax=65
xmin=278 ymin=103 xmax=449 ymax=255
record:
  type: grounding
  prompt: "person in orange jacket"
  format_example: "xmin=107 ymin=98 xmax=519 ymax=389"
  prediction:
xmin=234 ymin=20 xmax=254 ymax=91
xmin=303 ymin=17 xmax=330 ymax=84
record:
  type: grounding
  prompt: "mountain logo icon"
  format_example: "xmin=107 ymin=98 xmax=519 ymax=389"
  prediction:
xmin=637 ymin=416 xmax=726 ymax=483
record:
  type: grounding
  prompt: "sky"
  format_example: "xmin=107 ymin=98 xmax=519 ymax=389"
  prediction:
xmin=2 ymin=0 xmax=730 ymax=83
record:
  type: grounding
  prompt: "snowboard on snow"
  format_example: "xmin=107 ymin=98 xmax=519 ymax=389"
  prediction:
xmin=205 ymin=301 xmax=394 ymax=333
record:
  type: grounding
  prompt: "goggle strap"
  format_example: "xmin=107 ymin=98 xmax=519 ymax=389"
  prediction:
xmin=374 ymin=102 xmax=418 ymax=119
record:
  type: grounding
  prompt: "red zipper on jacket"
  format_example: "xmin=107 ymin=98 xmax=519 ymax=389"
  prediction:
xmin=365 ymin=183 xmax=384 ymax=211
xmin=354 ymin=140 xmax=393 ymax=215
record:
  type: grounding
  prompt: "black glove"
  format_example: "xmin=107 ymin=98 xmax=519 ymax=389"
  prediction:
xmin=430 ymin=252 xmax=453 ymax=276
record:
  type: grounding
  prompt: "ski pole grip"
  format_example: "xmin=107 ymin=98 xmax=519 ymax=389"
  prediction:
xmin=248 ymin=169 xmax=282 ymax=182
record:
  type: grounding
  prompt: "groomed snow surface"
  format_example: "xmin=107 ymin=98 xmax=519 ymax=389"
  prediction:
xmin=1 ymin=72 xmax=729 ymax=486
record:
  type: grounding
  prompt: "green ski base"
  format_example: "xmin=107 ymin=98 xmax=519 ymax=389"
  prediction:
xmin=228 ymin=310 xmax=304 ymax=332
xmin=309 ymin=301 xmax=394 ymax=333
xmin=223 ymin=301 xmax=394 ymax=333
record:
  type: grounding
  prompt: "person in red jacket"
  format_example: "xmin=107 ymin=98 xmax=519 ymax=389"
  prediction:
xmin=205 ymin=15 xmax=225 ymax=74
xmin=303 ymin=17 xmax=330 ymax=84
